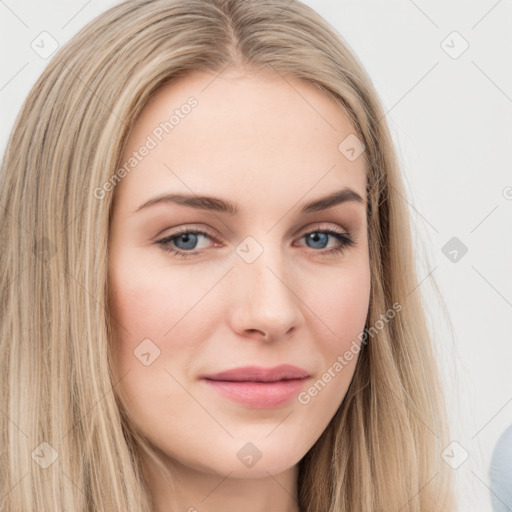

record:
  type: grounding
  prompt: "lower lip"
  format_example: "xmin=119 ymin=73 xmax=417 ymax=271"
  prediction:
xmin=201 ymin=378 xmax=308 ymax=408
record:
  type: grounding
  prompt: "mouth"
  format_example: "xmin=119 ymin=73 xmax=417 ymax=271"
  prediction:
xmin=201 ymin=364 xmax=310 ymax=382
xmin=200 ymin=365 xmax=310 ymax=408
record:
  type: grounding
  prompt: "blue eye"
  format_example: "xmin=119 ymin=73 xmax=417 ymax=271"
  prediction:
xmin=171 ymin=232 xmax=202 ymax=251
xmin=156 ymin=227 xmax=355 ymax=260
xmin=301 ymin=229 xmax=355 ymax=256
xmin=305 ymin=231 xmax=331 ymax=249
xmin=157 ymin=228 xmax=216 ymax=259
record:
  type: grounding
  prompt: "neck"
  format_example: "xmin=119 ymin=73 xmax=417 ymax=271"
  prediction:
xmin=142 ymin=451 xmax=301 ymax=512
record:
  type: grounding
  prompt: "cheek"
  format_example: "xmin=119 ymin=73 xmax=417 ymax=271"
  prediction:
xmin=292 ymin=263 xmax=370 ymax=440
xmin=110 ymin=252 xmax=213 ymax=334
xmin=108 ymin=256 xmax=227 ymax=375
xmin=108 ymin=261 xmax=219 ymax=423
xmin=314 ymin=263 xmax=371 ymax=349
xmin=305 ymin=269 xmax=370 ymax=411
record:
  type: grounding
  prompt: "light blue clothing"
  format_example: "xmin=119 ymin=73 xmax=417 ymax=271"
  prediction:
xmin=489 ymin=424 xmax=512 ymax=512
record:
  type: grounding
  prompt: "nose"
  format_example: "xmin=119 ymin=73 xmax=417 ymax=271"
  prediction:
xmin=227 ymin=245 xmax=304 ymax=342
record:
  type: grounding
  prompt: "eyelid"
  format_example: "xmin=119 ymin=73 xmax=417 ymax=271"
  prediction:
xmin=156 ymin=224 xmax=220 ymax=242
xmin=297 ymin=221 xmax=350 ymax=235
xmin=159 ymin=221 xmax=350 ymax=239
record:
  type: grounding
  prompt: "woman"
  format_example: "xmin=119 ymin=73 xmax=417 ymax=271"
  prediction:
xmin=0 ymin=0 xmax=457 ymax=510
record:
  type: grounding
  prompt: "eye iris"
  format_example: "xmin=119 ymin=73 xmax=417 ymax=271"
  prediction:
xmin=306 ymin=232 xmax=328 ymax=249
xmin=175 ymin=233 xmax=198 ymax=250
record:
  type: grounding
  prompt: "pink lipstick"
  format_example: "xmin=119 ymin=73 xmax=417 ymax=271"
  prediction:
xmin=201 ymin=364 xmax=310 ymax=408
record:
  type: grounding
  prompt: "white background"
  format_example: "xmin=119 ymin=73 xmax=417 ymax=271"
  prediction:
xmin=1 ymin=1 xmax=511 ymax=510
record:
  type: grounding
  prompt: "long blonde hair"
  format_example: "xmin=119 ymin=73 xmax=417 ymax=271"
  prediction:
xmin=0 ymin=0 xmax=456 ymax=510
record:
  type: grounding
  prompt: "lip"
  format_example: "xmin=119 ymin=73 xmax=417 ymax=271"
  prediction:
xmin=201 ymin=365 xmax=310 ymax=408
xmin=202 ymin=364 xmax=310 ymax=382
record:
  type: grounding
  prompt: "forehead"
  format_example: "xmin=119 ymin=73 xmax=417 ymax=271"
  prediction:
xmin=115 ymin=69 xmax=367 ymax=214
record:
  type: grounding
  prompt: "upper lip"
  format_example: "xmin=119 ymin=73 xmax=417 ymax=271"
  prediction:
xmin=201 ymin=364 xmax=310 ymax=383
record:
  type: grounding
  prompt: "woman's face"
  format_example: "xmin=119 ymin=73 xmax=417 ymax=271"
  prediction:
xmin=108 ymin=69 xmax=370 ymax=480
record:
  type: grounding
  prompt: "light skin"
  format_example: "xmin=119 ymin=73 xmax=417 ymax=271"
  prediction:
xmin=108 ymin=67 xmax=371 ymax=512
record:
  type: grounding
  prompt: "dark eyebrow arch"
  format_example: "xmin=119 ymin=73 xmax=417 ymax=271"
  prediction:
xmin=134 ymin=187 xmax=365 ymax=215
xmin=300 ymin=188 xmax=365 ymax=213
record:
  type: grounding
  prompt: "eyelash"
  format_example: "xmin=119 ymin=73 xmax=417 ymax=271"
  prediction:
xmin=156 ymin=225 xmax=355 ymax=260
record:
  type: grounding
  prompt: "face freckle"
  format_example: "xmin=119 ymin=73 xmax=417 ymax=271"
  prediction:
xmin=108 ymin=68 xmax=371 ymax=488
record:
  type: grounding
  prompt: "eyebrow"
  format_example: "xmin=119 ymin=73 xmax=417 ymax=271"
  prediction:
xmin=134 ymin=187 xmax=365 ymax=215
